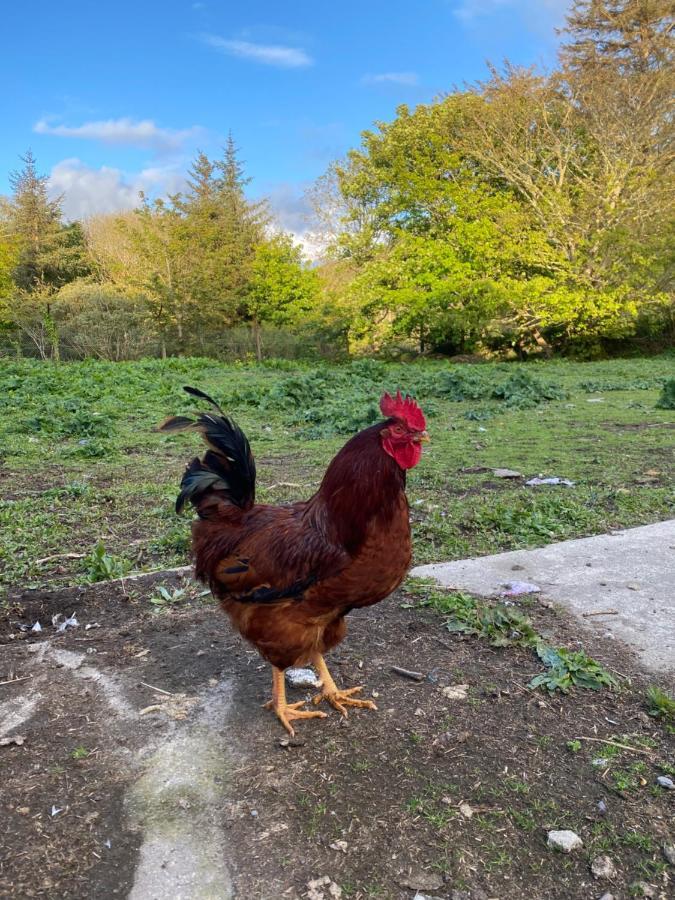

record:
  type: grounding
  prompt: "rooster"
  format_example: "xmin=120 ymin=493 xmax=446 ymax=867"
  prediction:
xmin=159 ymin=386 xmax=428 ymax=735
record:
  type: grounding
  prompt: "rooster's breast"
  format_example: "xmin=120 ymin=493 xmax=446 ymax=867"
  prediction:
xmin=308 ymin=493 xmax=412 ymax=611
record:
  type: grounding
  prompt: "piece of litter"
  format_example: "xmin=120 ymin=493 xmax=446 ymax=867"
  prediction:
xmin=329 ymin=840 xmax=348 ymax=853
xmin=53 ymin=613 xmax=79 ymax=632
xmin=285 ymin=667 xmax=321 ymax=689
xmin=104 ymin=839 xmax=112 ymax=849
xmin=597 ymin=799 xmax=607 ymax=815
xmin=656 ymin=775 xmax=674 ymax=790
xmin=492 ymin=468 xmax=522 ymax=479
xmin=500 ymin=581 xmax=540 ymax=596
xmin=526 ymin=476 xmax=575 ymax=486
xmin=31 ymin=621 xmax=42 ymax=632
xmin=85 ymin=623 xmax=101 ymax=630
xmin=592 ymin=757 xmax=609 ymax=768
xmin=459 ymin=802 xmax=474 ymax=819
xmin=0 ymin=735 xmax=26 ymax=747
xmin=50 ymin=806 xmax=63 ymax=817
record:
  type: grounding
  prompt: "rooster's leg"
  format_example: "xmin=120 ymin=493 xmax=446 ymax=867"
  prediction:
xmin=312 ymin=653 xmax=378 ymax=717
xmin=264 ymin=666 xmax=327 ymax=737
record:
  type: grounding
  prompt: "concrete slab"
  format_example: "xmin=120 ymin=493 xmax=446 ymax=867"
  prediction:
xmin=412 ymin=520 xmax=675 ymax=675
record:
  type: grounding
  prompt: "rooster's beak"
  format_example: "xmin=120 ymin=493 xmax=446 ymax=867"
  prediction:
xmin=413 ymin=431 xmax=430 ymax=444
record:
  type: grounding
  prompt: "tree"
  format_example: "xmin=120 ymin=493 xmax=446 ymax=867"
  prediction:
xmin=246 ymin=235 xmax=320 ymax=360
xmin=170 ymin=139 xmax=270 ymax=349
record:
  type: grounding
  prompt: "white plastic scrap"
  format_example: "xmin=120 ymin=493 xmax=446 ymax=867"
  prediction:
xmin=53 ymin=613 xmax=79 ymax=633
xmin=285 ymin=667 xmax=321 ymax=689
xmin=50 ymin=806 xmax=63 ymax=817
xmin=526 ymin=476 xmax=575 ymax=487
xmin=501 ymin=581 xmax=541 ymax=596
xmin=31 ymin=621 xmax=42 ymax=632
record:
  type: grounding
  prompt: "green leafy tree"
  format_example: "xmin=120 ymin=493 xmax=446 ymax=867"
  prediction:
xmin=246 ymin=234 xmax=320 ymax=359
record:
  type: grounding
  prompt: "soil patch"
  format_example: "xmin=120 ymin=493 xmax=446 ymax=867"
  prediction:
xmin=1 ymin=577 xmax=673 ymax=899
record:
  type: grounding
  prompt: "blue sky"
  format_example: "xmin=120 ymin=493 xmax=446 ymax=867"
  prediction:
xmin=1 ymin=0 xmax=570 ymax=242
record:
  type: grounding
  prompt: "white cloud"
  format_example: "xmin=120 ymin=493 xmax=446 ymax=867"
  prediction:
xmin=48 ymin=158 xmax=187 ymax=220
xmin=34 ymin=117 xmax=202 ymax=153
xmin=198 ymin=34 xmax=313 ymax=68
xmin=265 ymin=182 xmax=325 ymax=262
xmin=362 ymin=72 xmax=420 ymax=87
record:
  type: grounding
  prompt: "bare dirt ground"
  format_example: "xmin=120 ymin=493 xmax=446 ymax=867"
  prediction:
xmin=1 ymin=573 xmax=673 ymax=900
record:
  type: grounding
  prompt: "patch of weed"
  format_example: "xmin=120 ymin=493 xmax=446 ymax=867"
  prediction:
xmin=83 ymin=541 xmax=131 ymax=582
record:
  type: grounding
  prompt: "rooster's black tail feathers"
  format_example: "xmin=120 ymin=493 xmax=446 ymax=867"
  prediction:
xmin=158 ymin=386 xmax=256 ymax=514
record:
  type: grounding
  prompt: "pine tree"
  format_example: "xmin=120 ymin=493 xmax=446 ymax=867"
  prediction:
xmin=9 ymin=150 xmax=63 ymax=293
xmin=561 ymin=0 xmax=674 ymax=75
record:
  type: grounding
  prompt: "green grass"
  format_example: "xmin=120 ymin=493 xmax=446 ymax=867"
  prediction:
xmin=0 ymin=354 xmax=673 ymax=595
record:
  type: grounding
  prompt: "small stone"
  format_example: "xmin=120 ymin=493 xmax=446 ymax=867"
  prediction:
xmin=329 ymin=840 xmax=348 ymax=853
xmin=591 ymin=855 xmax=617 ymax=880
xmin=547 ymin=829 xmax=583 ymax=852
xmin=16 ymin=807 xmax=30 ymax=816
xmin=400 ymin=870 xmax=444 ymax=892
xmin=414 ymin=707 xmax=425 ymax=717
xmin=458 ymin=802 xmax=474 ymax=819
xmin=492 ymin=468 xmax=522 ymax=479
xmin=663 ymin=843 xmax=675 ymax=865
xmin=597 ymin=799 xmax=608 ymax=815
xmin=441 ymin=684 xmax=469 ymax=700
xmin=306 ymin=876 xmax=342 ymax=900
xmin=597 ymin=894 xmax=615 ymax=900
xmin=656 ymin=776 xmax=674 ymax=790
xmin=626 ymin=582 xmax=641 ymax=591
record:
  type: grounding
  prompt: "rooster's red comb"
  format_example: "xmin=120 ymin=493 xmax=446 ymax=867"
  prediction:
xmin=379 ymin=390 xmax=426 ymax=431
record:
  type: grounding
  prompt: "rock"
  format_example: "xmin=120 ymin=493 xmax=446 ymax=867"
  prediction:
xmin=597 ymin=799 xmax=608 ymax=815
xmin=656 ymin=775 xmax=674 ymax=790
xmin=591 ymin=855 xmax=617 ymax=879
xmin=458 ymin=802 xmax=474 ymax=819
xmin=492 ymin=468 xmax=522 ymax=479
xmin=547 ymin=830 xmax=583 ymax=852
xmin=306 ymin=876 xmax=342 ymax=900
xmin=626 ymin=582 xmax=641 ymax=591
xmin=441 ymin=684 xmax=469 ymax=700
xmin=663 ymin=843 xmax=675 ymax=865
xmin=597 ymin=894 xmax=615 ymax=900
xmin=400 ymin=870 xmax=444 ymax=892
xmin=329 ymin=840 xmax=348 ymax=853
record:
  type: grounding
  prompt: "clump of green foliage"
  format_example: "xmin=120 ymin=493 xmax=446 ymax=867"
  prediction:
xmin=408 ymin=581 xmax=617 ymax=695
xmin=645 ymin=685 xmax=675 ymax=721
xmin=150 ymin=584 xmax=187 ymax=610
xmin=529 ymin=646 xmax=618 ymax=693
xmin=655 ymin=378 xmax=675 ymax=410
xmin=84 ymin=541 xmax=131 ymax=582
xmin=491 ymin=370 xmax=567 ymax=408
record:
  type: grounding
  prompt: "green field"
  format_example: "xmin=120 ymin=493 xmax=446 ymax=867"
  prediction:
xmin=1 ymin=355 xmax=673 ymax=596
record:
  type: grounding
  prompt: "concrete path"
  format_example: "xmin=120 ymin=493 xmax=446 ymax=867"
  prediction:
xmin=412 ymin=519 xmax=675 ymax=675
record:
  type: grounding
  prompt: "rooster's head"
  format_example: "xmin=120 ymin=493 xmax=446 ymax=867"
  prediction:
xmin=379 ymin=391 xmax=429 ymax=470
